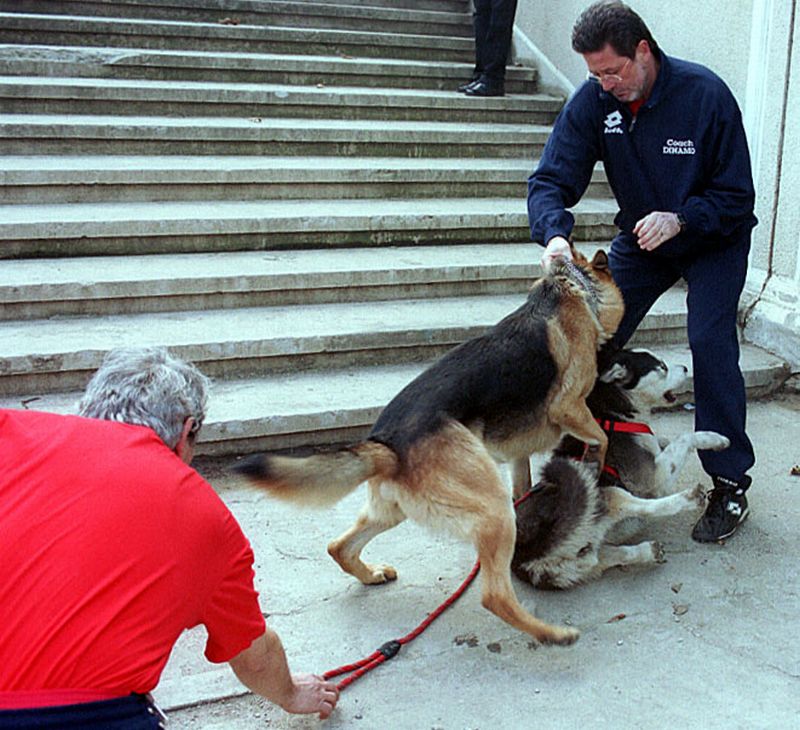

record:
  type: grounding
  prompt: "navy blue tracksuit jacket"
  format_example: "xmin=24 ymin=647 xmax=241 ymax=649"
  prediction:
xmin=527 ymin=51 xmax=757 ymax=481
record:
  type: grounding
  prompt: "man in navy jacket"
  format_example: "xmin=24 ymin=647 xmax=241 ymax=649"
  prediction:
xmin=528 ymin=1 xmax=757 ymax=543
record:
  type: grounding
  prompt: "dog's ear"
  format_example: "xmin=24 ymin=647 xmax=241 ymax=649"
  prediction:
xmin=599 ymin=362 xmax=628 ymax=384
xmin=590 ymin=250 xmax=609 ymax=269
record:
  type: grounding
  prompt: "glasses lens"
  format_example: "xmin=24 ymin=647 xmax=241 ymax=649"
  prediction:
xmin=587 ymin=58 xmax=629 ymax=84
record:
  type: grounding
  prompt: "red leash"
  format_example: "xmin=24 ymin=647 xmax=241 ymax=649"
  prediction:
xmin=322 ymin=490 xmax=537 ymax=691
xmin=323 ymin=561 xmax=481 ymax=690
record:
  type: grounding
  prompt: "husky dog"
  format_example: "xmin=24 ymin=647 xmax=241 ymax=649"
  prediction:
xmin=512 ymin=349 xmax=730 ymax=589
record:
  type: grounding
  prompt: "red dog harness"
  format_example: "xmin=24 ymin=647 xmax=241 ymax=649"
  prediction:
xmin=595 ymin=417 xmax=653 ymax=481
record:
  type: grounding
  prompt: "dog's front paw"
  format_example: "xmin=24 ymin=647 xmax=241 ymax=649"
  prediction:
xmin=651 ymin=541 xmax=666 ymax=564
xmin=582 ymin=444 xmax=603 ymax=480
xmin=693 ymin=431 xmax=730 ymax=451
xmin=364 ymin=564 xmax=398 ymax=584
xmin=686 ymin=482 xmax=707 ymax=509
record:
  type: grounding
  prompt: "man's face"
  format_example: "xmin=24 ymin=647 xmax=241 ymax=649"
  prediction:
xmin=583 ymin=41 xmax=652 ymax=103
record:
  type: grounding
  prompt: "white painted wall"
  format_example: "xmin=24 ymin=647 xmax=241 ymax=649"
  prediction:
xmin=514 ymin=1 xmax=753 ymax=98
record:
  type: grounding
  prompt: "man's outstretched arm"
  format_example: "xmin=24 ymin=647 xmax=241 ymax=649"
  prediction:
xmin=229 ymin=628 xmax=340 ymax=719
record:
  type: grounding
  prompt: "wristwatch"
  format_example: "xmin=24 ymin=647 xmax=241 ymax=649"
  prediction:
xmin=676 ymin=212 xmax=687 ymax=232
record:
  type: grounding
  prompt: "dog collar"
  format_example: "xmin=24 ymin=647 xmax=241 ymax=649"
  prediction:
xmin=596 ymin=418 xmax=653 ymax=434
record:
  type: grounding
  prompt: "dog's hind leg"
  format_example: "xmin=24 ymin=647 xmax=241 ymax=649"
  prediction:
xmin=403 ymin=422 xmax=579 ymax=645
xmin=604 ymin=483 xmax=705 ymax=520
xmin=597 ymin=541 xmax=666 ymax=572
xmin=475 ymin=500 xmax=579 ymax=645
xmin=462 ymin=454 xmax=579 ymax=645
xmin=327 ymin=481 xmax=406 ymax=585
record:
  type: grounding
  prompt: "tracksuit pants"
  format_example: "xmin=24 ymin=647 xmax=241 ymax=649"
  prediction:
xmin=607 ymin=232 xmax=755 ymax=483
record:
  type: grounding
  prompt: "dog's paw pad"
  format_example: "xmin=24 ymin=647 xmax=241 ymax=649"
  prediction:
xmin=651 ymin=541 xmax=666 ymax=564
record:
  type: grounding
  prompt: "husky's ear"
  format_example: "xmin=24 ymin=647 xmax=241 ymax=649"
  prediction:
xmin=600 ymin=362 xmax=628 ymax=383
xmin=591 ymin=250 xmax=609 ymax=269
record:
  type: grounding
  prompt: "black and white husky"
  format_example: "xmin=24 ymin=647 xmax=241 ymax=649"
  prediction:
xmin=511 ymin=349 xmax=729 ymax=589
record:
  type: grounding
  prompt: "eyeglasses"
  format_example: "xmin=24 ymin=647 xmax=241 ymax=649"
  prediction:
xmin=586 ymin=57 xmax=632 ymax=84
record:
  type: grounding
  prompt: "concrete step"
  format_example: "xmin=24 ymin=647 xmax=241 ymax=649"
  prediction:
xmin=0 ymin=284 xmax=690 ymax=398
xmin=0 ymin=45 xmax=537 ymax=92
xmin=287 ymin=0 xmax=469 ymax=10
xmin=0 ymin=13 xmax=474 ymax=62
xmin=0 ymin=75 xmax=562 ymax=124
xmin=0 ymin=114 xmax=547 ymax=158
xmin=279 ymin=0 xmax=470 ymax=10
xmin=0 ymin=156 xmax=610 ymax=204
xmin=0 ymin=1 xmax=474 ymax=39
xmin=0 ymin=196 xmax=619 ymax=258
xmin=0 ymin=343 xmax=788 ymax=456
xmin=0 ymin=242 xmax=582 ymax=320
xmin=0 ymin=0 xmax=471 ymax=12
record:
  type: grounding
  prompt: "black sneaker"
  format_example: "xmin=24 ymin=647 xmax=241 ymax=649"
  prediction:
xmin=691 ymin=475 xmax=751 ymax=543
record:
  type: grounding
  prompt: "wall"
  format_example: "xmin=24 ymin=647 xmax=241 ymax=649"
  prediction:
xmin=514 ymin=1 xmax=753 ymax=99
xmin=513 ymin=1 xmax=800 ymax=370
xmin=740 ymin=0 xmax=800 ymax=366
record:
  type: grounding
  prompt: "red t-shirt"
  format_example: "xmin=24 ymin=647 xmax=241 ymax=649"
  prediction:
xmin=0 ymin=409 xmax=266 ymax=708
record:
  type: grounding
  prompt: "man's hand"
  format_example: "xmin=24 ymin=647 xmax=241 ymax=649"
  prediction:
xmin=284 ymin=673 xmax=340 ymax=720
xmin=229 ymin=630 xmax=340 ymax=720
xmin=541 ymin=236 xmax=573 ymax=273
xmin=633 ymin=211 xmax=681 ymax=251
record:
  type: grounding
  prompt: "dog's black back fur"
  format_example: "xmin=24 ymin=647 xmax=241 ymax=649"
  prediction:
xmin=369 ymin=280 xmax=565 ymax=459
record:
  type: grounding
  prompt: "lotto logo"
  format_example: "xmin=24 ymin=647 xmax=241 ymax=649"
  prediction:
xmin=604 ymin=111 xmax=623 ymax=134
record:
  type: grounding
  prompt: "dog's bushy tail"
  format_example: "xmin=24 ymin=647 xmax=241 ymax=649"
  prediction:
xmin=234 ymin=441 xmax=398 ymax=507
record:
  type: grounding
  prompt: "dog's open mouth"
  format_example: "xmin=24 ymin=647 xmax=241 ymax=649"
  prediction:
xmin=664 ymin=390 xmax=677 ymax=403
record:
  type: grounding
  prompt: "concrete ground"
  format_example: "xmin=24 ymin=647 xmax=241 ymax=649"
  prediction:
xmin=155 ymin=390 xmax=800 ymax=730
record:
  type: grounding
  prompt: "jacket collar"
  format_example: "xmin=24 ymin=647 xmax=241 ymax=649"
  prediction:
xmin=643 ymin=49 xmax=670 ymax=109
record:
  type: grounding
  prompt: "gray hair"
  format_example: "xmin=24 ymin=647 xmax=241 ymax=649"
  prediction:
xmin=78 ymin=347 xmax=211 ymax=449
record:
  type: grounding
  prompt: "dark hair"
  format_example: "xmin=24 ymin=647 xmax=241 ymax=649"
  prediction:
xmin=572 ymin=1 xmax=659 ymax=59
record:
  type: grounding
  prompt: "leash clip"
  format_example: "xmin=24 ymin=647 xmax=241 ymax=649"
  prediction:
xmin=377 ymin=640 xmax=402 ymax=660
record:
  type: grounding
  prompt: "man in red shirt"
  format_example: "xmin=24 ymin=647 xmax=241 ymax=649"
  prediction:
xmin=0 ymin=347 xmax=339 ymax=727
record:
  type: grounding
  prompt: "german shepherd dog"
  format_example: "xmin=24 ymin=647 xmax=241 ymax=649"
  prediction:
xmin=236 ymin=246 xmax=623 ymax=646
xmin=511 ymin=349 xmax=730 ymax=589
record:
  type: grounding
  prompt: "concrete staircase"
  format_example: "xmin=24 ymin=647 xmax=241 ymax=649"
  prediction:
xmin=0 ymin=0 xmax=789 ymax=456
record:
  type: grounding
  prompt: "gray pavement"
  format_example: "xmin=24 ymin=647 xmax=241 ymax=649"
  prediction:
xmin=156 ymin=389 xmax=800 ymax=729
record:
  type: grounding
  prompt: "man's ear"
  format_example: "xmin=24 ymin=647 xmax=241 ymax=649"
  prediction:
xmin=174 ymin=417 xmax=196 ymax=463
